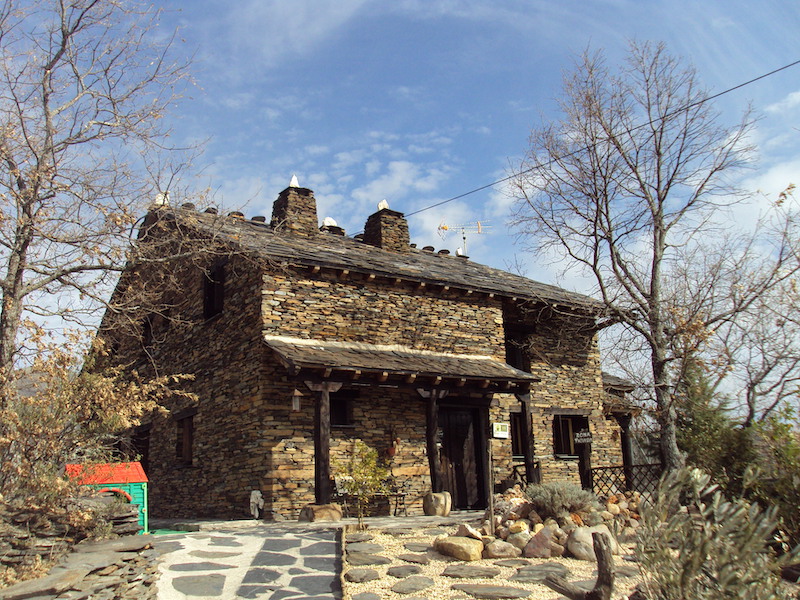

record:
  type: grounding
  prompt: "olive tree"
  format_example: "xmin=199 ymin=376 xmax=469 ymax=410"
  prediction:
xmin=512 ymin=41 xmax=800 ymax=471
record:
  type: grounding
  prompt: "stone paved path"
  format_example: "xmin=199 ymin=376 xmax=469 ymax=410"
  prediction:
xmin=153 ymin=525 xmax=342 ymax=600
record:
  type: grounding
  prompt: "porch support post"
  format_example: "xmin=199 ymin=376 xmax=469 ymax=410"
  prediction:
xmin=516 ymin=392 xmax=537 ymax=485
xmin=615 ymin=414 xmax=634 ymax=491
xmin=306 ymin=381 xmax=342 ymax=504
xmin=419 ymin=388 xmax=447 ymax=493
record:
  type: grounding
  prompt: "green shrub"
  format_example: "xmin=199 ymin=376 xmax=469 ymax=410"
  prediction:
xmin=523 ymin=481 xmax=600 ymax=519
xmin=335 ymin=441 xmax=389 ymax=527
xmin=636 ymin=467 xmax=798 ymax=600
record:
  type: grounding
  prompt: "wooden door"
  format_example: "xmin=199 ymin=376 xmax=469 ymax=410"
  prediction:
xmin=438 ymin=407 xmax=486 ymax=509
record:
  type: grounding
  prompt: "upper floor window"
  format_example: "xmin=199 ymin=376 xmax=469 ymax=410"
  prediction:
xmin=504 ymin=325 xmax=533 ymax=372
xmin=203 ymin=262 xmax=225 ymax=319
xmin=331 ymin=390 xmax=357 ymax=427
xmin=175 ymin=412 xmax=195 ymax=466
xmin=510 ymin=411 xmax=526 ymax=458
xmin=553 ymin=414 xmax=589 ymax=458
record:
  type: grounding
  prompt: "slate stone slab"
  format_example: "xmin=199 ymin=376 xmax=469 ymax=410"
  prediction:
xmin=169 ymin=561 xmax=236 ymax=571
xmin=493 ymin=559 xmax=530 ymax=567
xmin=288 ymin=574 xmax=340 ymax=595
xmin=305 ymin=555 xmax=339 ymax=572
xmin=189 ymin=550 xmax=239 ymax=559
xmin=153 ymin=541 xmax=184 ymax=555
xmin=347 ymin=552 xmax=392 ymax=566
xmin=172 ymin=573 xmax=225 ymax=596
xmin=300 ymin=540 xmax=338 ymax=555
xmin=391 ymin=575 xmax=435 ymax=594
xmin=352 ymin=593 xmax=381 ymax=600
xmin=208 ymin=536 xmax=242 ymax=547
xmin=241 ymin=567 xmax=281 ymax=583
xmin=451 ymin=584 xmax=532 ymax=599
xmin=251 ymin=551 xmax=297 ymax=566
xmin=613 ymin=565 xmax=640 ymax=578
xmin=398 ymin=552 xmax=431 ymax=565
xmin=387 ymin=565 xmax=422 ymax=578
xmin=423 ymin=528 xmax=450 ymax=536
xmin=510 ymin=563 xmax=569 ymax=583
xmin=236 ymin=584 xmax=276 ymax=598
xmin=345 ymin=568 xmax=381 ymax=583
xmin=347 ymin=542 xmax=384 ymax=553
xmin=261 ymin=538 xmax=303 ymax=552
xmin=404 ymin=542 xmax=431 ymax=552
xmin=442 ymin=565 xmax=501 ymax=579
xmin=347 ymin=532 xmax=374 ymax=542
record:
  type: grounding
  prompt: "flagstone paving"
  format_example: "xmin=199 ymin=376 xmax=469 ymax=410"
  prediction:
xmin=153 ymin=525 xmax=342 ymax=600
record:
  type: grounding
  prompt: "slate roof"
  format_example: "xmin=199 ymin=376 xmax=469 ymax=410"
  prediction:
xmin=264 ymin=335 xmax=540 ymax=385
xmin=174 ymin=207 xmax=602 ymax=311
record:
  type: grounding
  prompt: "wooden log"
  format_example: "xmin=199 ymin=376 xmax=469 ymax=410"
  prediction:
xmin=542 ymin=532 xmax=615 ymax=600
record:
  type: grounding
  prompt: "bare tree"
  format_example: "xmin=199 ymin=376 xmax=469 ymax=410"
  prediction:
xmin=512 ymin=41 xmax=800 ymax=472
xmin=0 ymin=0 xmax=193 ymax=397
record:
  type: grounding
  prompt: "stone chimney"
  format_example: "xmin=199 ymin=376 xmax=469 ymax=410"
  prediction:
xmin=362 ymin=201 xmax=410 ymax=252
xmin=270 ymin=176 xmax=319 ymax=235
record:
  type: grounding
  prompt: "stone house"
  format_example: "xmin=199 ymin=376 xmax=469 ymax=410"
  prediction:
xmin=100 ymin=180 xmax=636 ymax=520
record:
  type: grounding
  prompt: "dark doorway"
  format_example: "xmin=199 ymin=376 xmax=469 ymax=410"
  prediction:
xmin=438 ymin=406 xmax=487 ymax=509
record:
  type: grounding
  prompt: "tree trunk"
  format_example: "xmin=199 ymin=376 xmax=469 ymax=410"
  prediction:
xmin=542 ymin=532 xmax=615 ymax=600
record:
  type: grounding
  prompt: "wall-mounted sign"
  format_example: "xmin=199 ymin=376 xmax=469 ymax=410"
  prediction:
xmin=574 ymin=429 xmax=592 ymax=444
xmin=492 ymin=422 xmax=510 ymax=439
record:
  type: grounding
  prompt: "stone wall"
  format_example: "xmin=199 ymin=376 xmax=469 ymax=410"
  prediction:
xmin=102 ymin=226 xmax=624 ymax=520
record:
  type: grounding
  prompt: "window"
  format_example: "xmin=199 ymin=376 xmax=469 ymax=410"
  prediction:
xmin=203 ymin=262 xmax=225 ymax=319
xmin=504 ymin=326 xmax=532 ymax=372
xmin=330 ymin=391 xmax=356 ymax=427
xmin=175 ymin=414 xmax=194 ymax=466
xmin=510 ymin=411 xmax=527 ymax=458
xmin=553 ymin=414 xmax=589 ymax=458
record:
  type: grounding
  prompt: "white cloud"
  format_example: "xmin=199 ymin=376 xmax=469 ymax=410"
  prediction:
xmin=765 ymin=91 xmax=800 ymax=115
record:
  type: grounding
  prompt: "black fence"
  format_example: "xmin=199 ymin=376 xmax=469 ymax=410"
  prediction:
xmin=589 ymin=463 xmax=663 ymax=498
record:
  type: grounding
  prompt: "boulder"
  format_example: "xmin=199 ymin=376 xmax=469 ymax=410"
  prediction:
xmin=506 ymin=531 xmax=532 ymax=550
xmin=297 ymin=503 xmax=342 ymax=522
xmin=566 ymin=525 xmax=621 ymax=561
xmin=483 ymin=540 xmax=522 ymax=559
xmin=456 ymin=523 xmax=484 ymax=541
xmin=423 ymin=491 xmax=452 ymax=516
xmin=508 ymin=521 xmax=529 ymax=534
xmin=523 ymin=525 xmax=556 ymax=559
xmin=434 ymin=536 xmax=484 ymax=562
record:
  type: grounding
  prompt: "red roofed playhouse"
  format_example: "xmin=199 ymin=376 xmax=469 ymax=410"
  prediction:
xmin=96 ymin=180 xmax=639 ymax=520
xmin=66 ymin=462 xmax=149 ymax=532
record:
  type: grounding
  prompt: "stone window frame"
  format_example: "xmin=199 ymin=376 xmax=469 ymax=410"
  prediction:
xmin=174 ymin=408 xmax=197 ymax=466
xmin=551 ymin=412 xmax=589 ymax=459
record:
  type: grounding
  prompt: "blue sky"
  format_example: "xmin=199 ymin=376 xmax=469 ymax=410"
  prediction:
xmin=158 ymin=0 xmax=800 ymax=288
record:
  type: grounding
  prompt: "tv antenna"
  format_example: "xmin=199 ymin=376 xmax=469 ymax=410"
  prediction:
xmin=437 ymin=220 xmax=491 ymax=256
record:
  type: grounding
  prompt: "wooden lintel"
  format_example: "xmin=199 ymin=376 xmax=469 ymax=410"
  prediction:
xmin=405 ymin=373 xmax=417 ymax=384
xmin=350 ymin=370 xmax=362 ymax=380
xmin=378 ymin=371 xmax=389 ymax=382
xmin=479 ymin=379 xmax=490 ymax=388
xmin=456 ymin=378 xmax=466 ymax=387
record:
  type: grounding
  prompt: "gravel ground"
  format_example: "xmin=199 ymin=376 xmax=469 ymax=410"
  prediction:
xmin=342 ymin=525 xmax=643 ymax=600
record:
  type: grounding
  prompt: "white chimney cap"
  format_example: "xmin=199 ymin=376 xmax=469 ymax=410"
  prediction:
xmin=377 ymin=199 xmax=389 ymax=210
xmin=456 ymin=248 xmax=464 ymax=256
xmin=322 ymin=216 xmax=338 ymax=227
xmin=289 ymin=174 xmax=300 ymax=188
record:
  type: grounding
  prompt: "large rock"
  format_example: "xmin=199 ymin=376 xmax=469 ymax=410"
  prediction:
xmin=483 ymin=540 xmax=521 ymax=559
xmin=506 ymin=531 xmax=532 ymax=550
xmin=435 ymin=536 xmax=484 ymax=562
xmin=345 ymin=568 xmax=380 ymax=583
xmin=297 ymin=503 xmax=342 ymax=522
xmin=522 ymin=524 xmax=556 ymax=559
xmin=423 ymin=491 xmax=452 ymax=516
xmin=456 ymin=523 xmax=484 ymax=541
xmin=566 ymin=525 xmax=621 ymax=561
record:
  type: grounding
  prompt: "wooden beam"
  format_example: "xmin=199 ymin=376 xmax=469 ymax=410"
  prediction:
xmin=378 ymin=371 xmax=389 ymax=382
xmin=425 ymin=389 xmax=445 ymax=493
xmin=405 ymin=373 xmax=417 ymax=384
xmin=516 ymin=393 xmax=537 ymax=486
xmin=305 ymin=381 xmax=342 ymax=505
xmin=350 ymin=369 xmax=362 ymax=380
xmin=338 ymin=269 xmax=350 ymax=279
xmin=367 ymin=273 xmax=376 ymax=281
xmin=323 ymin=368 xmax=332 ymax=378
xmin=456 ymin=378 xmax=466 ymax=387
xmin=417 ymin=282 xmax=426 ymax=290
xmin=479 ymin=379 xmax=490 ymax=388
xmin=466 ymin=289 xmax=473 ymax=295
xmin=310 ymin=265 xmax=321 ymax=274
xmin=432 ymin=376 xmax=442 ymax=386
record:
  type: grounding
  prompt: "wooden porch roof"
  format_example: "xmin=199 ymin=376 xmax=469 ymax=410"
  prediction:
xmin=263 ymin=335 xmax=539 ymax=393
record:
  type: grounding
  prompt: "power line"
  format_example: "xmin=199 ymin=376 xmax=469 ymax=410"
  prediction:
xmin=404 ymin=57 xmax=800 ymax=220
